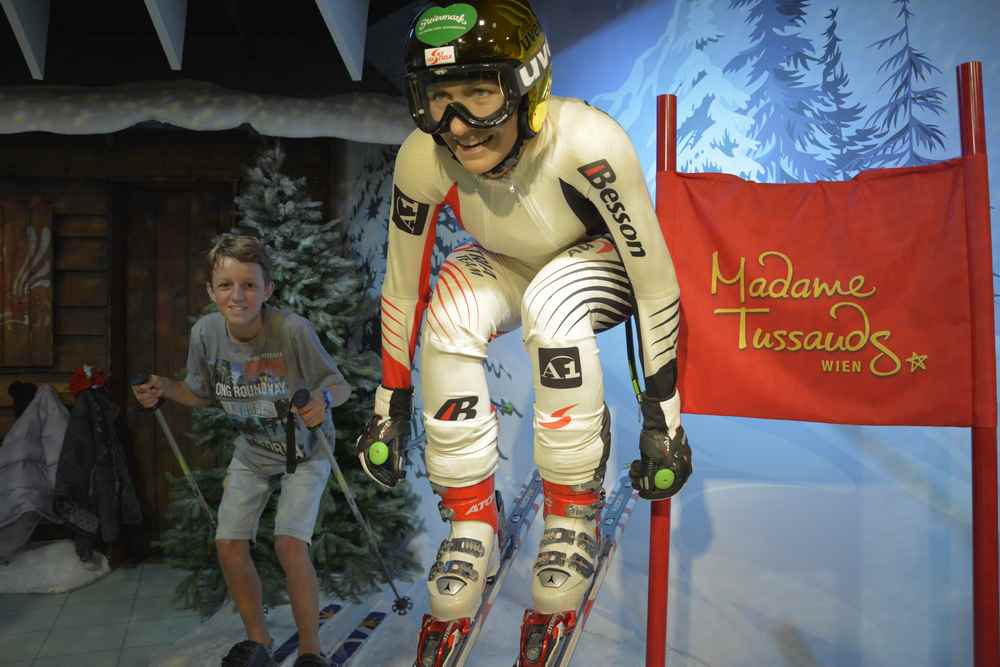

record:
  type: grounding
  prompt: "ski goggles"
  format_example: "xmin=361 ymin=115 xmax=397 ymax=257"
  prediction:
xmin=405 ymin=63 xmax=526 ymax=134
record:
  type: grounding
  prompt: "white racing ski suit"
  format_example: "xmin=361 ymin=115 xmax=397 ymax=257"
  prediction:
xmin=379 ymin=96 xmax=681 ymax=619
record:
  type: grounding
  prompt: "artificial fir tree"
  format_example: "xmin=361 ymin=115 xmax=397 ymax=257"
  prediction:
xmin=159 ymin=143 xmax=423 ymax=616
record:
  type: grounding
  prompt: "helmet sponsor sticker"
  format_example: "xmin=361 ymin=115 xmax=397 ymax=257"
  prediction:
xmin=425 ymin=45 xmax=457 ymax=66
xmin=415 ymin=3 xmax=478 ymax=47
xmin=392 ymin=185 xmax=430 ymax=236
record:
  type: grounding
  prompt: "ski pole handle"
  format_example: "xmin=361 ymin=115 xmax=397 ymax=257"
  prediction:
xmin=129 ymin=373 xmax=165 ymax=412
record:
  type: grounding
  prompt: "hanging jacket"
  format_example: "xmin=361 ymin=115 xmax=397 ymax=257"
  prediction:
xmin=54 ymin=387 xmax=142 ymax=562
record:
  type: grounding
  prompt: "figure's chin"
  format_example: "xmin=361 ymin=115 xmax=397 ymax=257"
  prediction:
xmin=458 ymin=156 xmax=501 ymax=174
xmin=448 ymin=134 xmax=504 ymax=174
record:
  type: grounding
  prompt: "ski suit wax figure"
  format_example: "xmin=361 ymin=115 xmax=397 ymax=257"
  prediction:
xmin=355 ymin=0 xmax=693 ymax=660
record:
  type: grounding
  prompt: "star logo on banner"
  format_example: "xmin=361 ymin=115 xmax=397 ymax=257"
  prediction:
xmin=906 ymin=352 xmax=928 ymax=373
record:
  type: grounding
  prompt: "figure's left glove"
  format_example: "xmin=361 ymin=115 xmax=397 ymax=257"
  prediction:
xmin=356 ymin=385 xmax=412 ymax=489
xmin=629 ymin=391 xmax=693 ymax=500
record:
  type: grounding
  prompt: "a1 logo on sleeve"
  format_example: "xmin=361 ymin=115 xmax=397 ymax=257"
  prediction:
xmin=392 ymin=186 xmax=430 ymax=235
xmin=538 ymin=347 xmax=583 ymax=389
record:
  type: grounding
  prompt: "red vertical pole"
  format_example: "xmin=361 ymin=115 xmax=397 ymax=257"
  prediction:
xmin=957 ymin=60 xmax=1000 ymax=667
xmin=647 ymin=93 xmax=677 ymax=667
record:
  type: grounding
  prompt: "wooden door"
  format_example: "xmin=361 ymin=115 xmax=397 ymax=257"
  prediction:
xmin=123 ymin=187 xmax=235 ymax=538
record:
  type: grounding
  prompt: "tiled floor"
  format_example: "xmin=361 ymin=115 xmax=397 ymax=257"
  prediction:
xmin=0 ymin=561 xmax=199 ymax=666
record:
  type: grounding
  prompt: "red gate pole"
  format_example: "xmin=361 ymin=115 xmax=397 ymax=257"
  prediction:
xmin=646 ymin=93 xmax=678 ymax=667
xmin=957 ymin=60 xmax=1000 ymax=667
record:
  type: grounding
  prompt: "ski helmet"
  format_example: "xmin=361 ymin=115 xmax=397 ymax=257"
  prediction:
xmin=403 ymin=1 xmax=552 ymax=140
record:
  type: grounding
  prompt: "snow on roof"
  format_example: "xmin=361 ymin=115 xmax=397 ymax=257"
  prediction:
xmin=0 ymin=80 xmax=413 ymax=144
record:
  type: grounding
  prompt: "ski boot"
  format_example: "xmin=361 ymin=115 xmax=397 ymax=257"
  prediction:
xmin=516 ymin=479 xmax=603 ymax=667
xmin=416 ymin=476 xmax=503 ymax=667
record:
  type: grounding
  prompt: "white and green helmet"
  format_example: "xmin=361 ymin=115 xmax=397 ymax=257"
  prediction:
xmin=404 ymin=1 xmax=553 ymax=139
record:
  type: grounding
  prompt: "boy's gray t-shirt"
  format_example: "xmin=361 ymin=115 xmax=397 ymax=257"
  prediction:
xmin=184 ymin=307 xmax=349 ymax=469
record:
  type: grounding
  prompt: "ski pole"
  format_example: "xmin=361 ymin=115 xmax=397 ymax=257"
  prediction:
xmin=290 ymin=389 xmax=412 ymax=615
xmin=130 ymin=374 xmax=217 ymax=530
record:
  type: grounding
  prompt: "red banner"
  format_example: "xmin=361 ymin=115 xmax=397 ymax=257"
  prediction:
xmin=657 ymin=156 xmax=994 ymax=427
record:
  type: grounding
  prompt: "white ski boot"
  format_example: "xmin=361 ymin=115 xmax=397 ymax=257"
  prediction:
xmin=518 ymin=480 xmax=604 ymax=667
xmin=417 ymin=476 xmax=501 ymax=667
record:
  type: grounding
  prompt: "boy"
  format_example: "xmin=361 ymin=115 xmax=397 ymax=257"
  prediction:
xmin=132 ymin=233 xmax=351 ymax=667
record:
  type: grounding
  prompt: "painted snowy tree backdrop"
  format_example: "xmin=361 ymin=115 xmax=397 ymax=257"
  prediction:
xmin=558 ymin=0 xmax=960 ymax=186
xmin=865 ymin=0 xmax=947 ymax=166
xmin=815 ymin=8 xmax=878 ymax=178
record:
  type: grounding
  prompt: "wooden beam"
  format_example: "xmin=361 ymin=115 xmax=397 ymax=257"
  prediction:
xmin=0 ymin=0 xmax=49 ymax=80
xmin=143 ymin=0 xmax=187 ymax=70
xmin=315 ymin=0 xmax=369 ymax=82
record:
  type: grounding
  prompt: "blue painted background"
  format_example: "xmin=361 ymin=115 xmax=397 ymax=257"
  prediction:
xmin=345 ymin=2 xmax=1000 ymax=664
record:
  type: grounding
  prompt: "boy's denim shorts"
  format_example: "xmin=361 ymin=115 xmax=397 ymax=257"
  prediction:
xmin=215 ymin=455 xmax=331 ymax=544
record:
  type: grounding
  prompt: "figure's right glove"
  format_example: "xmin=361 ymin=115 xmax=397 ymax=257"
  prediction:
xmin=629 ymin=391 xmax=693 ymax=500
xmin=356 ymin=385 xmax=412 ymax=489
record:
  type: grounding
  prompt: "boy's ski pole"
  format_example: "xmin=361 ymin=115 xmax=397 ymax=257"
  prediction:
xmin=290 ymin=389 xmax=412 ymax=615
xmin=130 ymin=373 xmax=217 ymax=529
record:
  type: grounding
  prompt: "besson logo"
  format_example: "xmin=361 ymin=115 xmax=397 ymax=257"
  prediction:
xmin=577 ymin=159 xmax=646 ymax=258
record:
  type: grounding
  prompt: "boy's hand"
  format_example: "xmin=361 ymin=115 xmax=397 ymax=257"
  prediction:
xmin=131 ymin=375 xmax=166 ymax=409
xmin=292 ymin=391 xmax=326 ymax=429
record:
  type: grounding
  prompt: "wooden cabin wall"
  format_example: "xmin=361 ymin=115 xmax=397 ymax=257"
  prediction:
xmin=0 ymin=183 xmax=113 ymax=427
xmin=0 ymin=130 xmax=347 ymax=541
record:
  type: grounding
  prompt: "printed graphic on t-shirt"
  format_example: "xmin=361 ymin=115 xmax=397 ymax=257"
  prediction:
xmin=210 ymin=354 xmax=302 ymax=458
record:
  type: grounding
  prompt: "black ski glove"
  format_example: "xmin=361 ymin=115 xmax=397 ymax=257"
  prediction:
xmin=629 ymin=391 xmax=693 ymax=500
xmin=356 ymin=385 xmax=412 ymax=489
